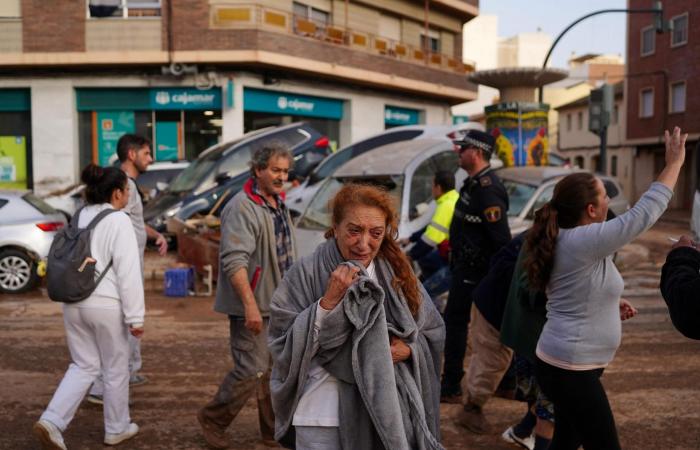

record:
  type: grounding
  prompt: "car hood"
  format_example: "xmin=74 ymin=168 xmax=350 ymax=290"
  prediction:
xmin=143 ymin=191 xmax=185 ymax=221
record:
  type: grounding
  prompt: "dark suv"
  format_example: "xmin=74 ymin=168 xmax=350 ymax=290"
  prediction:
xmin=144 ymin=122 xmax=329 ymax=233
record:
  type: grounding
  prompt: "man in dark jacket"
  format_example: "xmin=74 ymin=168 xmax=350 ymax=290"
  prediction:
xmin=660 ymin=235 xmax=700 ymax=340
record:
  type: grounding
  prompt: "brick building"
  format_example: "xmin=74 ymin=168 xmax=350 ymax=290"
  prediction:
xmin=0 ymin=0 xmax=478 ymax=193
xmin=626 ymin=0 xmax=698 ymax=208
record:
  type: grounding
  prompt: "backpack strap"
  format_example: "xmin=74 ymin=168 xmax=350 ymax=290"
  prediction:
xmin=86 ymin=208 xmax=119 ymax=286
xmin=86 ymin=208 xmax=118 ymax=230
xmin=69 ymin=206 xmax=86 ymax=229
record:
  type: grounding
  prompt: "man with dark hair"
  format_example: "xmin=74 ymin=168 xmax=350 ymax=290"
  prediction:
xmin=400 ymin=170 xmax=458 ymax=308
xmin=441 ymin=130 xmax=511 ymax=430
xmin=660 ymin=235 xmax=700 ymax=340
xmin=87 ymin=134 xmax=167 ymax=405
xmin=198 ymin=143 xmax=297 ymax=449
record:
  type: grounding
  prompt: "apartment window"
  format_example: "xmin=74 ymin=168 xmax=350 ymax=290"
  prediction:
xmin=87 ymin=0 xmax=161 ymax=18
xmin=611 ymin=155 xmax=618 ymax=177
xmin=640 ymin=26 xmax=655 ymax=56
xmin=612 ymin=104 xmax=619 ymax=125
xmin=640 ymin=88 xmax=654 ymax=118
xmin=293 ymin=1 xmax=329 ymax=27
xmin=577 ymin=111 xmax=583 ymax=130
xmin=670 ymin=81 xmax=686 ymax=113
xmin=574 ymin=156 xmax=585 ymax=169
xmin=421 ymin=30 xmax=441 ymax=53
xmin=671 ymin=13 xmax=688 ymax=47
xmin=566 ymin=113 xmax=572 ymax=131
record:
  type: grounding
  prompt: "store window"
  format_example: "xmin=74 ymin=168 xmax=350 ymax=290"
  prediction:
xmin=671 ymin=13 xmax=688 ymax=47
xmin=0 ymin=89 xmax=32 ymax=189
xmin=670 ymin=81 xmax=686 ymax=113
xmin=640 ymin=88 xmax=654 ymax=118
xmin=640 ymin=26 xmax=655 ymax=56
xmin=87 ymin=0 xmax=161 ymax=18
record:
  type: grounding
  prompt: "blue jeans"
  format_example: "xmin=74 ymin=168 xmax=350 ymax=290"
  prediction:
xmin=422 ymin=265 xmax=451 ymax=311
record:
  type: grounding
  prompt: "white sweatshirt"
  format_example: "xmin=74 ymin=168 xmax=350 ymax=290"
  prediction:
xmin=73 ymin=203 xmax=145 ymax=325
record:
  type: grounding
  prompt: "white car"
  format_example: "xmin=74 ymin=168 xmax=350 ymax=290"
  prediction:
xmin=0 ymin=191 xmax=67 ymax=293
xmin=294 ymin=138 xmax=467 ymax=258
xmin=499 ymin=166 xmax=630 ymax=236
xmin=286 ymin=123 xmax=485 ymax=216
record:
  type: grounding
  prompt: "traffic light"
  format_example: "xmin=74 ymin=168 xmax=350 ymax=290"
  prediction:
xmin=589 ymin=84 xmax=613 ymax=134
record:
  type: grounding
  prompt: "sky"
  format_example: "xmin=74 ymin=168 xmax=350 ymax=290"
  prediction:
xmin=480 ymin=0 xmax=628 ymax=68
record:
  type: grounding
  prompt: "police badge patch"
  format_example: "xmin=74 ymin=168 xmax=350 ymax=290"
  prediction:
xmin=484 ymin=206 xmax=501 ymax=222
xmin=479 ymin=177 xmax=492 ymax=187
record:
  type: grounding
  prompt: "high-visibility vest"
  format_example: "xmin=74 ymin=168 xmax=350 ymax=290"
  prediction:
xmin=421 ymin=189 xmax=459 ymax=247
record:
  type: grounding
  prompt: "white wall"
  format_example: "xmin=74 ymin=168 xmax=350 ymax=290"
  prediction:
xmin=30 ymin=81 xmax=79 ymax=195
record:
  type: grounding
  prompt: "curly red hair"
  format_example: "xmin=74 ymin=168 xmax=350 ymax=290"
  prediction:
xmin=324 ymin=183 xmax=422 ymax=316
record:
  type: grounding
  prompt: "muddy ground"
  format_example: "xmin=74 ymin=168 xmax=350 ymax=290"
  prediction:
xmin=1 ymin=219 xmax=699 ymax=449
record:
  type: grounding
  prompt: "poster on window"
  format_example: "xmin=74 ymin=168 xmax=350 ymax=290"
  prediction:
xmin=154 ymin=121 xmax=180 ymax=161
xmin=0 ymin=136 xmax=27 ymax=189
xmin=96 ymin=111 xmax=135 ymax=166
xmin=485 ymin=103 xmax=549 ymax=167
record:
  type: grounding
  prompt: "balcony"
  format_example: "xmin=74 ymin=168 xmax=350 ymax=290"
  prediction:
xmin=208 ymin=3 xmax=475 ymax=76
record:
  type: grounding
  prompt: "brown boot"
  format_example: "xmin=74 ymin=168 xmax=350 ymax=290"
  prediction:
xmin=197 ymin=408 xmax=229 ymax=449
xmin=455 ymin=402 xmax=493 ymax=435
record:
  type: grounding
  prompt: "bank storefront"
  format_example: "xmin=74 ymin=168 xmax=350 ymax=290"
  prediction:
xmin=243 ymin=87 xmax=342 ymax=150
xmin=76 ymin=87 xmax=223 ymax=168
xmin=0 ymin=89 xmax=32 ymax=189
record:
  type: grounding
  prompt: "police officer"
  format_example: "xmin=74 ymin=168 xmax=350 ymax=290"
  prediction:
xmin=441 ymin=129 xmax=511 ymax=404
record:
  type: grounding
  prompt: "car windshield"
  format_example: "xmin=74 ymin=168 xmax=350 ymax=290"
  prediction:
xmin=502 ymin=179 xmax=538 ymax=217
xmin=297 ymin=175 xmax=404 ymax=230
xmin=167 ymin=142 xmax=230 ymax=193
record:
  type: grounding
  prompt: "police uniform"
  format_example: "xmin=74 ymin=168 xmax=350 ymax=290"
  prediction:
xmin=441 ymin=132 xmax=511 ymax=398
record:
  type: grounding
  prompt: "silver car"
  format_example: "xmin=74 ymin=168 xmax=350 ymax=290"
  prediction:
xmin=0 ymin=191 xmax=67 ymax=293
xmin=498 ymin=167 xmax=630 ymax=236
xmin=294 ymin=138 xmax=467 ymax=258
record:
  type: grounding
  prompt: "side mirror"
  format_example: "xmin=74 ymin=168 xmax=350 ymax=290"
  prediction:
xmin=215 ymin=172 xmax=231 ymax=185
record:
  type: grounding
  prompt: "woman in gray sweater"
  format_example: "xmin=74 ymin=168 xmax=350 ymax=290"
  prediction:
xmin=522 ymin=127 xmax=687 ymax=450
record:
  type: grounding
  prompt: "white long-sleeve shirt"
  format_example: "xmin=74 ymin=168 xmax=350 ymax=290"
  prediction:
xmin=292 ymin=261 xmax=376 ymax=427
xmin=72 ymin=203 xmax=145 ymax=325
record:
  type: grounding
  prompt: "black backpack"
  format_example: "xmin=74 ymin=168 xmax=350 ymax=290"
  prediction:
xmin=47 ymin=207 xmax=118 ymax=303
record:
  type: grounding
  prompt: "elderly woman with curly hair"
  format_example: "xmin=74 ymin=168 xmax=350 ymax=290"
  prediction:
xmin=268 ymin=183 xmax=446 ymax=450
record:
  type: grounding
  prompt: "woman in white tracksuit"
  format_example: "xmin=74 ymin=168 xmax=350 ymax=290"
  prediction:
xmin=34 ymin=164 xmax=145 ymax=449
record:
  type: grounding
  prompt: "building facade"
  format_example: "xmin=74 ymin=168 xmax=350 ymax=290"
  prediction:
xmin=0 ymin=0 xmax=478 ymax=193
xmin=627 ymin=0 xmax=698 ymax=208
xmin=555 ymin=82 xmax=635 ymax=199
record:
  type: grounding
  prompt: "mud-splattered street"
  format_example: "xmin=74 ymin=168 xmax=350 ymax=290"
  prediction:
xmin=2 ymin=220 xmax=699 ymax=449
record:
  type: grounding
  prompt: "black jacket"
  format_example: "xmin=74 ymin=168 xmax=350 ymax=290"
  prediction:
xmin=660 ymin=246 xmax=700 ymax=340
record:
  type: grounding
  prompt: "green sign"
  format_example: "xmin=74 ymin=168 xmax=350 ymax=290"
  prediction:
xmin=76 ymin=88 xmax=222 ymax=111
xmin=244 ymin=88 xmax=344 ymax=120
xmin=452 ymin=115 xmax=470 ymax=124
xmin=0 ymin=136 xmax=27 ymax=189
xmin=0 ymin=89 xmax=30 ymax=112
xmin=96 ymin=111 xmax=135 ymax=166
xmin=155 ymin=121 xmax=179 ymax=161
xmin=384 ymin=106 xmax=420 ymax=126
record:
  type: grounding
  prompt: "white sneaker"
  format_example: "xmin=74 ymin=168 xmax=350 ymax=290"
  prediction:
xmin=501 ymin=425 xmax=535 ymax=450
xmin=33 ymin=419 xmax=67 ymax=450
xmin=104 ymin=423 xmax=139 ymax=446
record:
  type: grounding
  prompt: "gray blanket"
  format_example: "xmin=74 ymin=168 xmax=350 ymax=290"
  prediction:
xmin=268 ymin=238 xmax=445 ymax=449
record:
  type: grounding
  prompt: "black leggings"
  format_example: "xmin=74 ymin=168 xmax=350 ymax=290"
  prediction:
xmin=535 ymin=358 xmax=621 ymax=450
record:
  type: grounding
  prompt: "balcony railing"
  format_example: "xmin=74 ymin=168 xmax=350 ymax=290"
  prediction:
xmin=209 ymin=3 xmax=475 ymax=75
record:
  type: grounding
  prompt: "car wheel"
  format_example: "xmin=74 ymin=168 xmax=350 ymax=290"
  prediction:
xmin=0 ymin=249 xmax=39 ymax=294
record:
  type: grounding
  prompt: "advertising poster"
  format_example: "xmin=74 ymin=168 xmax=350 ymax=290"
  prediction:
xmin=155 ymin=121 xmax=180 ymax=161
xmin=96 ymin=111 xmax=135 ymax=166
xmin=0 ymin=136 xmax=27 ymax=189
xmin=485 ymin=102 xmax=549 ymax=167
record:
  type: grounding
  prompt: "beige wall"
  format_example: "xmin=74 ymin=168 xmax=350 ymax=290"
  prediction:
xmin=0 ymin=0 xmax=21 ymax=17
xmin=0 ymin=20 xmax=22 ymax=53
xmin=543 ymin=83 xmax=592 ymax=150
xmin=86 ymin=19 xmax=162 ymax=52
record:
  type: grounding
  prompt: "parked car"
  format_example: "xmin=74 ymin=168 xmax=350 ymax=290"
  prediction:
xmin=42 ymin=160 xmax=191 ymax=220
xmin=286 ymin=123 xmax=486 ymax=215
xmin=145 ymin=122 xmax=330 ymax=233
xmin=498 ymin=166 xmax=629 ymax=236
xmin=294 ymin=138 xmax=467 ymax=258
xmin=0 ymin=191 xmax=67 ymax=293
